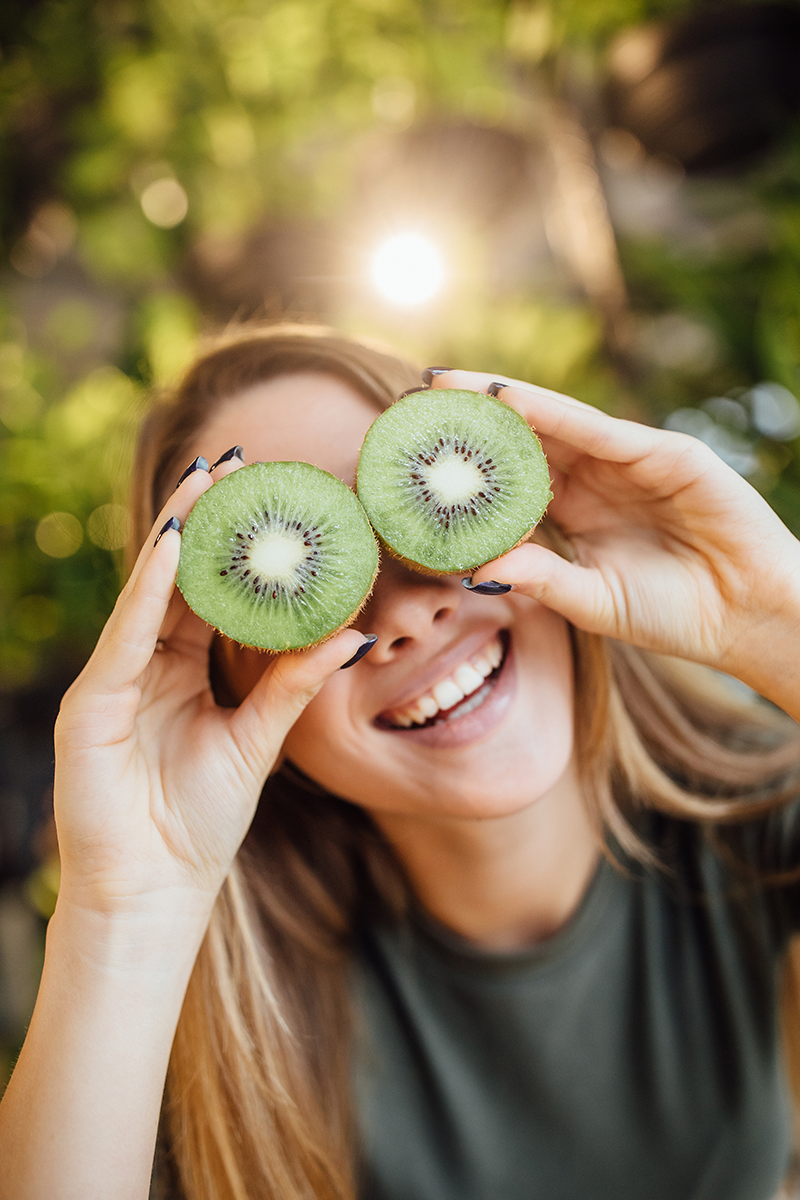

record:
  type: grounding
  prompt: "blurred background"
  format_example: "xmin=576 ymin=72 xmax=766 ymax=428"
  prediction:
xmin=3 ymin=0 xmax=800 ymax=1086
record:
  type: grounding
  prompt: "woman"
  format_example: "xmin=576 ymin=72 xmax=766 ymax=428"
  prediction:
xmin=3 ymin=324 xmax=800 ymax=1200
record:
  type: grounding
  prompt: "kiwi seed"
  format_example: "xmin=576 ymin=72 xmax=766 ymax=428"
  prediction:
xmin=356 ymin=389 xmax=551 ymax=574
xmin=177 ymin=461 xmax=379 ymax=651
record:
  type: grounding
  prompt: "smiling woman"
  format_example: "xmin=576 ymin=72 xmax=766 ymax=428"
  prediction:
xmin=5 ymin=325 xmax=800 ymax=1200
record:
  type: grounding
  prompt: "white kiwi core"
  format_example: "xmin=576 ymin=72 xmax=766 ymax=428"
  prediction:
xmin=248 ymin=530 xmax=306 ymax=583
xmin=426 ymin=453 xmax=485 ymax=505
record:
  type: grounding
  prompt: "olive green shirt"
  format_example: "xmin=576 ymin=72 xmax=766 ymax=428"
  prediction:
xmin=352 ymin=813 xmax=800 ymax=1200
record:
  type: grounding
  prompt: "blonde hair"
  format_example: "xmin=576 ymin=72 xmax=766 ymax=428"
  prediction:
xmin=132 ymin=324 xmax=800 ymax=1199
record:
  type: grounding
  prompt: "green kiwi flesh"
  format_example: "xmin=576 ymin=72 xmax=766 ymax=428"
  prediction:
xmin=356 ymin=389 xmax=552 ymax=573
xmin=177 ymin=461 xmax=379 ymax=651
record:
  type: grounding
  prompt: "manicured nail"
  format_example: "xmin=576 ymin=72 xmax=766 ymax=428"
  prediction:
xmin=210 ymin=445 xmax=244 ymax=470
xmin=462 ymin=578 xmax=512 ymax=595
xmin=154 ymin=516 xmax=181 ymax=546
xmin=175 ymin=456 xmax=209 ymax=489
xmin=487 ymin=381 xmax=506 ymax=397
xmin=399 ymin=386 xmax=428 ymax=398
xmin=340 ymin=634 xmax=378 ymax=669
xmin=421 ymin=367 xmax=452 ymax=386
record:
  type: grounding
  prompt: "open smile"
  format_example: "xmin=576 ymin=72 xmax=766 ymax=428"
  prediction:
xmin=375 ymin=632 xmax=509 ymax=732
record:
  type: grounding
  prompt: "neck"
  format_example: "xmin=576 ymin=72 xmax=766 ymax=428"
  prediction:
xmin=372 ymin=760 xmax=599 ymax=952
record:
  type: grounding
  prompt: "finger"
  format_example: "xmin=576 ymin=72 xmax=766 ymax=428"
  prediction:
xmin=470 ymin=543 xmax=616 ymax=637
xmin=99 ymin=448 xmax=249 ymax=675
xmin=419 ymin=371 xmax=586 ymax=478
xmin=209 ymin=444 xmax=246 ymax=479
xmin=125 ymin=458 xmax=214 ymax=593
xmin=422 ymin=370 xmax=659 ymax=465
xmin=152 ymin=587 xmax=215 ymax=657
xmin=490 ymin=384 xmax=662 ymax=465
xmin=87 ymin=522 xmax=186 ymax=694
xmin=152 ymin=450 xmax=247 ymax=645
xmin=126 ymin=447 xmax=245 ymax=599
xmin=424 ymin=369 xmax=589 ymax=410
xmin=227 ymin=630 xmax=375 ymax=779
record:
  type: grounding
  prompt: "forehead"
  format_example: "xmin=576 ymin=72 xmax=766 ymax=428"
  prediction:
xmin=196 ymin=372 xmax=381 ymax=486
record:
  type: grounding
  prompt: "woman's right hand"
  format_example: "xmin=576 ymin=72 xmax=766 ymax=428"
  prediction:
xmin=53 ymin=455 xmax=369 ymax=924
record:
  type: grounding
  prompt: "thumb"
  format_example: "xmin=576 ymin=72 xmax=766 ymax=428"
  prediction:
xmin=472 ymin=543 xmax=613 ymax=636
xmin=227 ymin=629 xmax=375 ymax=778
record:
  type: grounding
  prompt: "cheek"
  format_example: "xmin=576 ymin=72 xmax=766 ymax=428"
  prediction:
xmin=522 ymin=629 xmax=573 ymax=716
xmin=282 ymin=674 xmax=358 ymax=777
xmin=510 ymin=610 xmax=575 ymax=754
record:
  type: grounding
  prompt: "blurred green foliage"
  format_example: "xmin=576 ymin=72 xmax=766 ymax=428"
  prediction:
xmin=1 ymin=0 xmax=799 ymax=690
xmin=4 ymin=0 xmax=800 ymax=1102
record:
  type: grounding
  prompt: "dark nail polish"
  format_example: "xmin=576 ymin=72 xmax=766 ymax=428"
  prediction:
xmin=399 ymin=386 xmax=428 ymax=398
xmin=175 ymin=456 xmax=209 ymax=489
xmin=462 ymin=578 xmax=512 ymax=596
xmin=421 ymin=367 xmax=452 ymax=386
xmin=340 ymin=634 xmax=378 ymax=669
xmin=210 ymin=445 xmax=244 ymax=470
xmin=487 ymin=381 xmax=506 ymax=397
xmin=154 ymin=516 xmax=181 ymax=546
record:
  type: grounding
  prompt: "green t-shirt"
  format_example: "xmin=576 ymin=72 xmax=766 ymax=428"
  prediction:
xmin=352 ymin=812 xmax=800 ymax=1200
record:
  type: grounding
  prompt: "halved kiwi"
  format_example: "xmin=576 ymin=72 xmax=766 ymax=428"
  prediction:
xmin=356 ymin=389 xmax=551 ymax=574
xmin=177 ymin=461 xmax=379 ymax=651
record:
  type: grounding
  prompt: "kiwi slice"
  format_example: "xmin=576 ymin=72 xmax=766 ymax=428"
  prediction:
xmin=176 ymin=461 xmax=379 ymax=651
xmin=356 ymin=389 xmax=551 ymax=574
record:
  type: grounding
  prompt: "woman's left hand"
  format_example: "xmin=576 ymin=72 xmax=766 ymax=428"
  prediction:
xmin=430 ymin=370 xmax=800 ymax=715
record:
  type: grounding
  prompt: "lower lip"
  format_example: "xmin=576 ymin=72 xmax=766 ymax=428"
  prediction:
xmin=380 ymin=640 xmax=517 ymax=749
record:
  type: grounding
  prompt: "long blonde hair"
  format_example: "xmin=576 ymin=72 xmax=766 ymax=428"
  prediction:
xmin=131 ymin=324 xmax=800 ymax=1200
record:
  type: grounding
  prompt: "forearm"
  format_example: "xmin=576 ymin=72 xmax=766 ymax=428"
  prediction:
xmin=0 ymin=895 xmax=212 ymax=1200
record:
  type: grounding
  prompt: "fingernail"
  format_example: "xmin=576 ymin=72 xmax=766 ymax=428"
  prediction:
xmin=487 ymin=381 xmax=506 ymax=397
xmin=462 ymin=579 xmax=512 ymax=596
xmin=399 ymin=386 xmax=428 ymax=399
xmin=154 ymin=516 xmax=181 ymax=546
xmin=210 ymin=445 xmax=244 ymax=470
xmin=175 ymin=456 xmax=209 ymax=489
xmin=340 ymin=634 xmax=378 ymax=669
xmin=421 ymin=367 xmax=452 ymax=386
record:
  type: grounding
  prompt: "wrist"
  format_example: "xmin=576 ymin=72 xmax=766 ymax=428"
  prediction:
xmin=718 ymin=573 xmax=800 ymax=721
xmin=49 ymin=886 xmax=215 ymax=979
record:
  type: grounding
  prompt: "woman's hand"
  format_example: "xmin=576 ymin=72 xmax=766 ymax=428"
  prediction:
xmin=53 ymin=454 xmax=369 ymax=923
xmin=431 ymin=371 xmax=800 ymax=713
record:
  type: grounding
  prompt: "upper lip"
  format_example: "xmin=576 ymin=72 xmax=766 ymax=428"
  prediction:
xmin=373 ymin=627 xmax=506 ymax=723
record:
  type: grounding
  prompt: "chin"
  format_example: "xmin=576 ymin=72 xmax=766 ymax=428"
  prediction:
xmin=294 ymin=721 xmax=576 ymax=826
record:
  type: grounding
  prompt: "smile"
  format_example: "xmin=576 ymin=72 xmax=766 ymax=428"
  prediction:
xmin=378 ymin=633 xmax=507 ymax=730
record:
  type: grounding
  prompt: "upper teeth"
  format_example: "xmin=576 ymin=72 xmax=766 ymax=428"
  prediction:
xmin=386 ymin=636 xmax=503 ymax=728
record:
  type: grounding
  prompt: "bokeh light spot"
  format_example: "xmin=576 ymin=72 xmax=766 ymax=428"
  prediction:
xmin=371 ymin=234 xmax=445 ymax=306
xmin=35 ymin=512 xmax=83 ymax=558
xmin=87 ymin=503 xmax=132 ymax=550
xmin=140 ymin=178 xmax=188 ymax=228
xmin=749 ymin=383 xmax=800 ymax=441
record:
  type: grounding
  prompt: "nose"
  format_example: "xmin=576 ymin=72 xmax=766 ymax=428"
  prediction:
xmin=360 ymin=558 xmax=461 ymax=662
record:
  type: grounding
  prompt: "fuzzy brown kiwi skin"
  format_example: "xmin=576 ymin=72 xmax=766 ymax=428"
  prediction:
xmin=203 ymin=545 xmax=381 ymax=655
xmin=369 ymin=506 xmax=550 ymax=578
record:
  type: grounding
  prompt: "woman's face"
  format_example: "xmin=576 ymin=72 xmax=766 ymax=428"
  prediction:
xmin=195 ymin=372 xmax=576 ymax=823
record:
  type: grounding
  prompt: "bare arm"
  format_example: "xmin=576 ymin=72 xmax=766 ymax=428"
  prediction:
xmin=0 ymin=901 xmax=210 ymax=1200
xmin=0 ymin=457 xmax=368 ymax=1200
